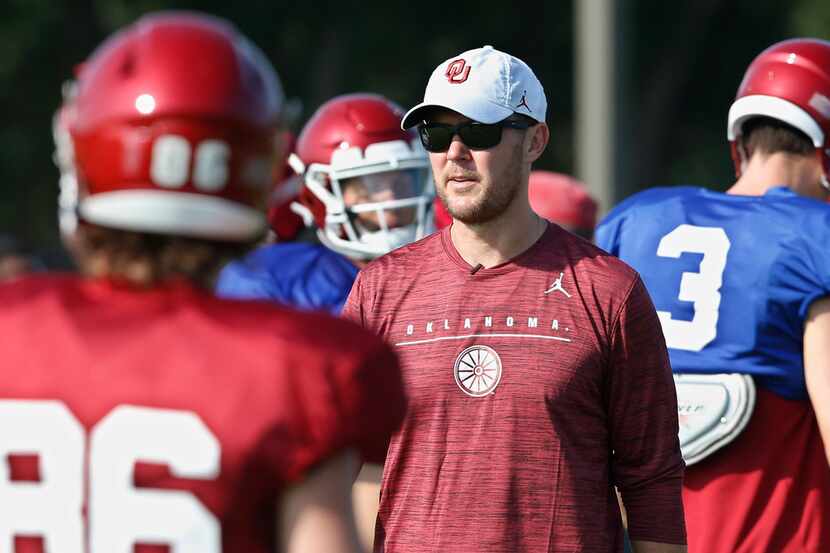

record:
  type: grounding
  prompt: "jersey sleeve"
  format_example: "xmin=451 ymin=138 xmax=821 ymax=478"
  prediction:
xmin=594 ymin=209 xmax=624 ymax=255
xmin=341 ymin=270 xmax=366 ymax=323
xmin=606 ymin=275 xmax=687 ymax=545
xmin=217 ymin=245 xmax=358 ymax=315
xmin=595 ymin=187 xmax=681 ymax=255
xmin=215 ymin=260 xmax=274 ymax=301
xmin=339 ymin=339 xmax=406 ymax=464
xmin=293 ymin=246 xmax=359 ymax=315
xmin=258 ymin=320 xmax=406 ymax=484
xmin=795 ymin=211 xmax=830 ymax=318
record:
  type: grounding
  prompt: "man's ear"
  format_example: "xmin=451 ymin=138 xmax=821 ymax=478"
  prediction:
xmin=527 ymin=123 xmax=549 ymax=163
xmin=738 ymin=141 xmax=750 ymax=175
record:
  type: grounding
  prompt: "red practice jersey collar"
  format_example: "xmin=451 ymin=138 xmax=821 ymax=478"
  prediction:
xmin=439 ymin=221 xmax=553 ymax=276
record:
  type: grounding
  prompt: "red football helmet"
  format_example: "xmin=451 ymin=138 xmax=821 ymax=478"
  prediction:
xmin=433 ymin=196 xmax=453 ymax=229
xmin=528 ymin=171 xmax=597 ymax=238
xmin=265 ymin=130 xmax=307 ymax=241
xmin=291 ymin=93 xmax=433 ymax=260
xmin=728 ymin=38 xmax=830 ymax=189
xmin=54 ymin=12 xmax=284 ymax=241
xmin=53 ymin=89 xmax=82 ymax=236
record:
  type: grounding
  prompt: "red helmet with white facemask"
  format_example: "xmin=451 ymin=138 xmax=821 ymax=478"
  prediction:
xmin=54 ymin=11 xmax=284 ymax=242
xmin=292 ymin=93 xmax=433 ymax=260
xmin=728 ymin=38 xmax=830 ymax=190
xmin=265 ymin=131 xmax=307 ymax=241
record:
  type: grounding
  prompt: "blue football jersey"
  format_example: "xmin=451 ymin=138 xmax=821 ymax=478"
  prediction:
xmin=596 ymin=186 xmax=830 ymax=400
xmin=216 ymin=242 xmax=359 ymax=315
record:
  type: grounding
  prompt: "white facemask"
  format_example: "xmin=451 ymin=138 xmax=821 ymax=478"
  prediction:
xmin=356 ymin=224 xmax=418 ymax=252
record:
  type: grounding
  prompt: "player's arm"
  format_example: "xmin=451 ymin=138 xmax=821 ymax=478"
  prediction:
xmin=278 ymin=448 xmax=364 ymax=553
xmin=352 ymin=462 xmax=383 ymax=551
xmin=804 ymin=295 xmax=830 ymax=466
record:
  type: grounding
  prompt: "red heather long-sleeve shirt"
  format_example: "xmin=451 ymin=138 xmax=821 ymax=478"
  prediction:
xmin=344 ymin=224 xmax=686 ymax=553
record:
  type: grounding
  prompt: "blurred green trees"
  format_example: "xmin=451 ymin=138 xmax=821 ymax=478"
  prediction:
xmin=0 ymin=0 xmax=828 ymax=258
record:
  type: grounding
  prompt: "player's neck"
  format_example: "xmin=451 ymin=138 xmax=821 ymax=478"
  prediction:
xmin=449 ymin=198 xmax=547 ymax=269
xmin=728 ymin=152 xmax=825 ymax=200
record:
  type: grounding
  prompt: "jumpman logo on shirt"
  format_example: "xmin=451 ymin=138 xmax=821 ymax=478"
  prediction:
xmin=543 ymin=272 xmax=571 ymax=297
xmin=516 ymin=90 xmax=531 ymax=112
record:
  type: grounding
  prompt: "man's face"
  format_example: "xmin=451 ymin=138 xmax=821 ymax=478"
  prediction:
xmin=427 ymin=111 xmax=529 ymax=225
xmin=340 ymin=170 xmax=418 ymax=231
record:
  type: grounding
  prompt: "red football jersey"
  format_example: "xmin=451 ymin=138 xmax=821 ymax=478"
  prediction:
xmin=0 ymin=274 xmax=405 ymax=553
xmin=683 ymin=387 xmax=830 ymax=553
xmin=344 ymin=224 xmax=686 ymax=553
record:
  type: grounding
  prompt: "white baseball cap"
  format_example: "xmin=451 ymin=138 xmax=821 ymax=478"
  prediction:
xmin=401 ymin=45 xmax=547 ymax=129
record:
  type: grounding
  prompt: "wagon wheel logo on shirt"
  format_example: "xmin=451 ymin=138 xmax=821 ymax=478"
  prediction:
xmin=453 ymin=345 xmax=503 ymax=397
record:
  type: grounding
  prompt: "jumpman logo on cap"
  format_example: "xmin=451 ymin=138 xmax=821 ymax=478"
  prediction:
xmin=516 ymin=90 xmax=531 ymax=112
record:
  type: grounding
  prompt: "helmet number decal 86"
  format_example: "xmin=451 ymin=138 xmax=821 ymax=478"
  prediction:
xmin=0 ymin=400 xmax=221 ymax=553
xmin=151 ymin=135 xmax=230 ymax=192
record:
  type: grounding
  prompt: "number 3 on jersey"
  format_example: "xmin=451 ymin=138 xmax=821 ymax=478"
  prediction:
xmin=656 ymin=224 xmax=731 ymax=351
xmin=0 ymin=401 xmax=221 ymax=553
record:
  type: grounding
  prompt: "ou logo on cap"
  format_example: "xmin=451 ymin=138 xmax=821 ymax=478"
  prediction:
xmin=445 ymin=58 xmax=470 ymax=84
xmin=453 ymin=345 xmax=503 ymax=397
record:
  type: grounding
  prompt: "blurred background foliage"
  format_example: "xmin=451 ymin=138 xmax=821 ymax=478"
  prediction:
xmin=1 ymin=0 xmax=829 ymax=261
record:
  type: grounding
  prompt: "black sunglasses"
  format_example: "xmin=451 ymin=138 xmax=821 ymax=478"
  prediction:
xmin=418 ymin=118 xmax=536 ymax=153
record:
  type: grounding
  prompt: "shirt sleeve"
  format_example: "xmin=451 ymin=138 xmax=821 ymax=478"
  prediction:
xmin=795 ymin=212 xmax=830 ymax=319
xmin=340 ymin=270 xmax=365 ymax=324
xmin=607 ymin=275 xmax=687 ymax=545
